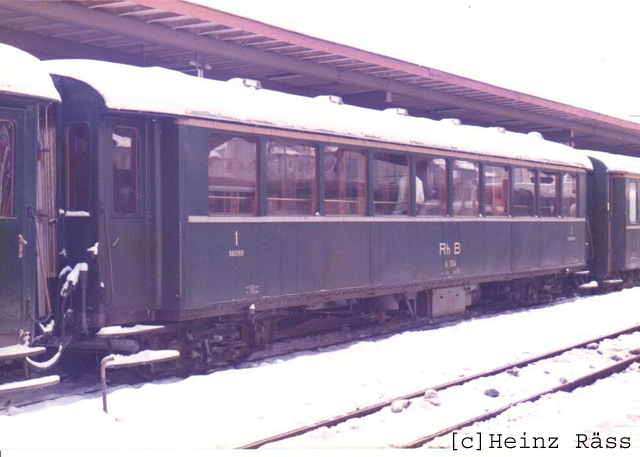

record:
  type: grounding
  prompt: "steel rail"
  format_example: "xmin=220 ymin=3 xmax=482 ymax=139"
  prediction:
xmin=237 ymin=324 xmax=640 ymax=449
xmin=401 ymin=352 xmax=640 ymax=448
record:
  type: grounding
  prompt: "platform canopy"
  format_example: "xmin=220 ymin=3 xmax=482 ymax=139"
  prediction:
xmin=1 ymin=0 xmax=639 ymax=155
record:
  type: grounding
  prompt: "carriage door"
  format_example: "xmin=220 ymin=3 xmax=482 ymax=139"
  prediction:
xmin=104 ymin=118 xmax=149 ymax=315
xmin=0 ymin=108 xmax=30 ymax=345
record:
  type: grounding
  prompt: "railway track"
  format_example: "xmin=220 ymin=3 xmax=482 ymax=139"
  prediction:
xmin=237 ymin=324 xmax=640 ymax=449
xmin=402 ymin=353 xmax=640 ymax=449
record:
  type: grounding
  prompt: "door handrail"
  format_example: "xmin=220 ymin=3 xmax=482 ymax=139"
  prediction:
xmin=100 ymin=200 xmax=115 ymax=306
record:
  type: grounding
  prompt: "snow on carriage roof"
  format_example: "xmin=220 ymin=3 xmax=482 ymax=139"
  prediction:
xmin=44 ymin=59 xmax=592 ymax=170
xmin=0 ymin=44 xmax=60 ymax=103
xmin=583 ymin=149 xmax=640 ymax=175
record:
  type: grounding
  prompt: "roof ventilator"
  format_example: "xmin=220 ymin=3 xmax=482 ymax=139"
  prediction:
xmin=491 ymin=126 xmax=507 ymax=133
xmin=384 ymin=108 xmax=409 ymax=116
xmin=315 ymin=95 xmax=344 ymax=105
xmin=528 ymin=131 xmax=544 ymax=140
xmin=441 ymin=118 xmax=461 ymax=126
xmin=228 ymin=78 xmax=262 ymax=90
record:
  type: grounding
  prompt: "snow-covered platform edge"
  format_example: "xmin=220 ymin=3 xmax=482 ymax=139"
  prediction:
xmin=0 ymin=345 xmax=46 ymax=362
xmin=95 ymin=325 xmax=165 ymax=338
xmin=104 ymin=350 xmax=180 ymax=369
xmin=0 ymin=375 xmax=60 ymax=395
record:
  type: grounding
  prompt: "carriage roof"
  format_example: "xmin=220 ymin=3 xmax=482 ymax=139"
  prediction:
xmin=583 ymin=149 xmax=640 ymax=175
xmin=45 ymin=59 xmax=592 ymax=170
xmin=0 ymin=44 xmax=60 ymax=103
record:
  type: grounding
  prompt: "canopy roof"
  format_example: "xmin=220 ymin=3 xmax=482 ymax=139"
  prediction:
xmin=0 ymin=1 xmax=639 ymax=155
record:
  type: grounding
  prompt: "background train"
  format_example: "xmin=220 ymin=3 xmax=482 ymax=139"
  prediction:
xmin=1 ymin=44 xmax=639 ymax=391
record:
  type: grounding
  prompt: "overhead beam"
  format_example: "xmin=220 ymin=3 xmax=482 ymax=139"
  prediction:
xmin=0 ymin=27 xmax=144 ymax=65
xmin=0 ymin=24 xmax=326 ymax=98
xmin=342 ymin=90 xmax=388 ymax=107
xmin=2 ymin=1 xmax=640 ymax=146
xmin=199 ymin=69 xmax=325 ymax=98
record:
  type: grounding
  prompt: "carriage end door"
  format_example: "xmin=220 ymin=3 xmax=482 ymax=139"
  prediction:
xmin=0 ymin=107 xmax=32 ymax=345
xmin=104 ymin=118 xmax=150 ymax=317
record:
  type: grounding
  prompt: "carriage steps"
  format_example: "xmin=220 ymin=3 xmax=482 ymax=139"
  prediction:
xmin=94 ymin=324 xmax=166 ymax=338
xmin=0 ymin=345 xmax=60 ymax=395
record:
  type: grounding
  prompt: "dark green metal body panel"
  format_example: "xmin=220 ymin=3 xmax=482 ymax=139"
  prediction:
xmin=54 ymin=78 xmax=159 ymax=327
xmin=0 ymin=98 xmax=37 ymax=347
xmin=586 ymin=159 xmax=611 ymax=277
xmin=614 ymin=178 xmax=640 ymax=272
xmin=168 ymin=124 xmax=587 ymax=319
xmin=586 ymin=157 xmax=640 ymax=276
xmin=612 ymin=178 xmax=627 ymax=272
xmin=52 ymin=79 xmax=591 ymax=326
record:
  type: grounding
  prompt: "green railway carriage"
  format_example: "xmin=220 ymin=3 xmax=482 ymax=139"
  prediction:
xmin=585 ymin=151 xmax=640 ymax=282
xmin=43 ymin=59 xmax=591 ymax=366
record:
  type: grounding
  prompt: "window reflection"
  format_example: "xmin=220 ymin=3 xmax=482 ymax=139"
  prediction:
xmin=324 ymin=147 xmax=366 ymax=216
xmin=484 ymin=165 xmax=510 ymax=216
xmin=416 ymin=157 xmax=447 ymax=216
xmin=539 ymin=171 xmax=558 ymax=217
xmin=452 ymin=160 xmax=479 ymax=216
xmin=562 ymin=173 xmax=578 ymax=217
xmin=0 ymin=121 xmax=14 ymax=217
xmin=373 ymin=153 xmax=409 ymax=215
xmin=208 ymin=134 xmax=257 ymax=215
xmin=112 ymin=126 xmax=139 ymax=216
xmin=513 ymin=168 xmax=536 ymax=217
xmin=267 ymin=141 xmax=317 ymax=215
xmin=66 ymin=123 xmax=91 ymax=212
xmin=630 ymin=182 xmax=637 ymax=224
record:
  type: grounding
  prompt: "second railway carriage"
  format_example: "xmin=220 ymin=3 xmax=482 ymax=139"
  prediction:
xmin=585 ymin=150 xmax=640 ymax=283
xmin=42 ymin=59 xmax=592 ymax=365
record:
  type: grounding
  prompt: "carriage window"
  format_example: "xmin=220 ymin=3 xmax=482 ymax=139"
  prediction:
xmin=267 ymin=140 xmax=317 ymax=215
xmin=484 ymin=165 xmax=510 ymax=216
xmin=452 ymin=160 xmax=479 ymax=216
xmin=373 ymin=153 xmax=409 ymax=215
xmin=112 ymin=126 xmax=139 ymax=216
xmin=539 ymin=171 xmax=559 ymax=217
xmin=324 ymin=147 xmax=367 ymax=216
xmin=66 ymin=123 xmax=91 ymax=212
xmin=637 ymin=181 xmax=640 ymax=224
xmin=208 ymin=134 xmax=257 ymax=215
xmin=562 ymin=173 xmax=578 ymax=218
xmin=0 ymin=120 xmax=14 ymax=217
xmin=416 ymin=157 xmax=446 ymax=216
xmin=630 ymin=182 xmax=638 ymax=224
xmin=513 ymin=168 xmax=536 ymax=216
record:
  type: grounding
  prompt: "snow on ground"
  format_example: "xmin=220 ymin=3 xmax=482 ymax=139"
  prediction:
xmin=1 ymin=288 xmax=640 ymax=450
xmin=428 ymin=364 xmax=640 ymax=451
xmin=270 ymin=333 xmax=640 ymax=448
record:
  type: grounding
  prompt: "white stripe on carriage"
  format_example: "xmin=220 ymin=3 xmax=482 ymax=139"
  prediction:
xmin=189 ymin=216 xmax=586 ymax=224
